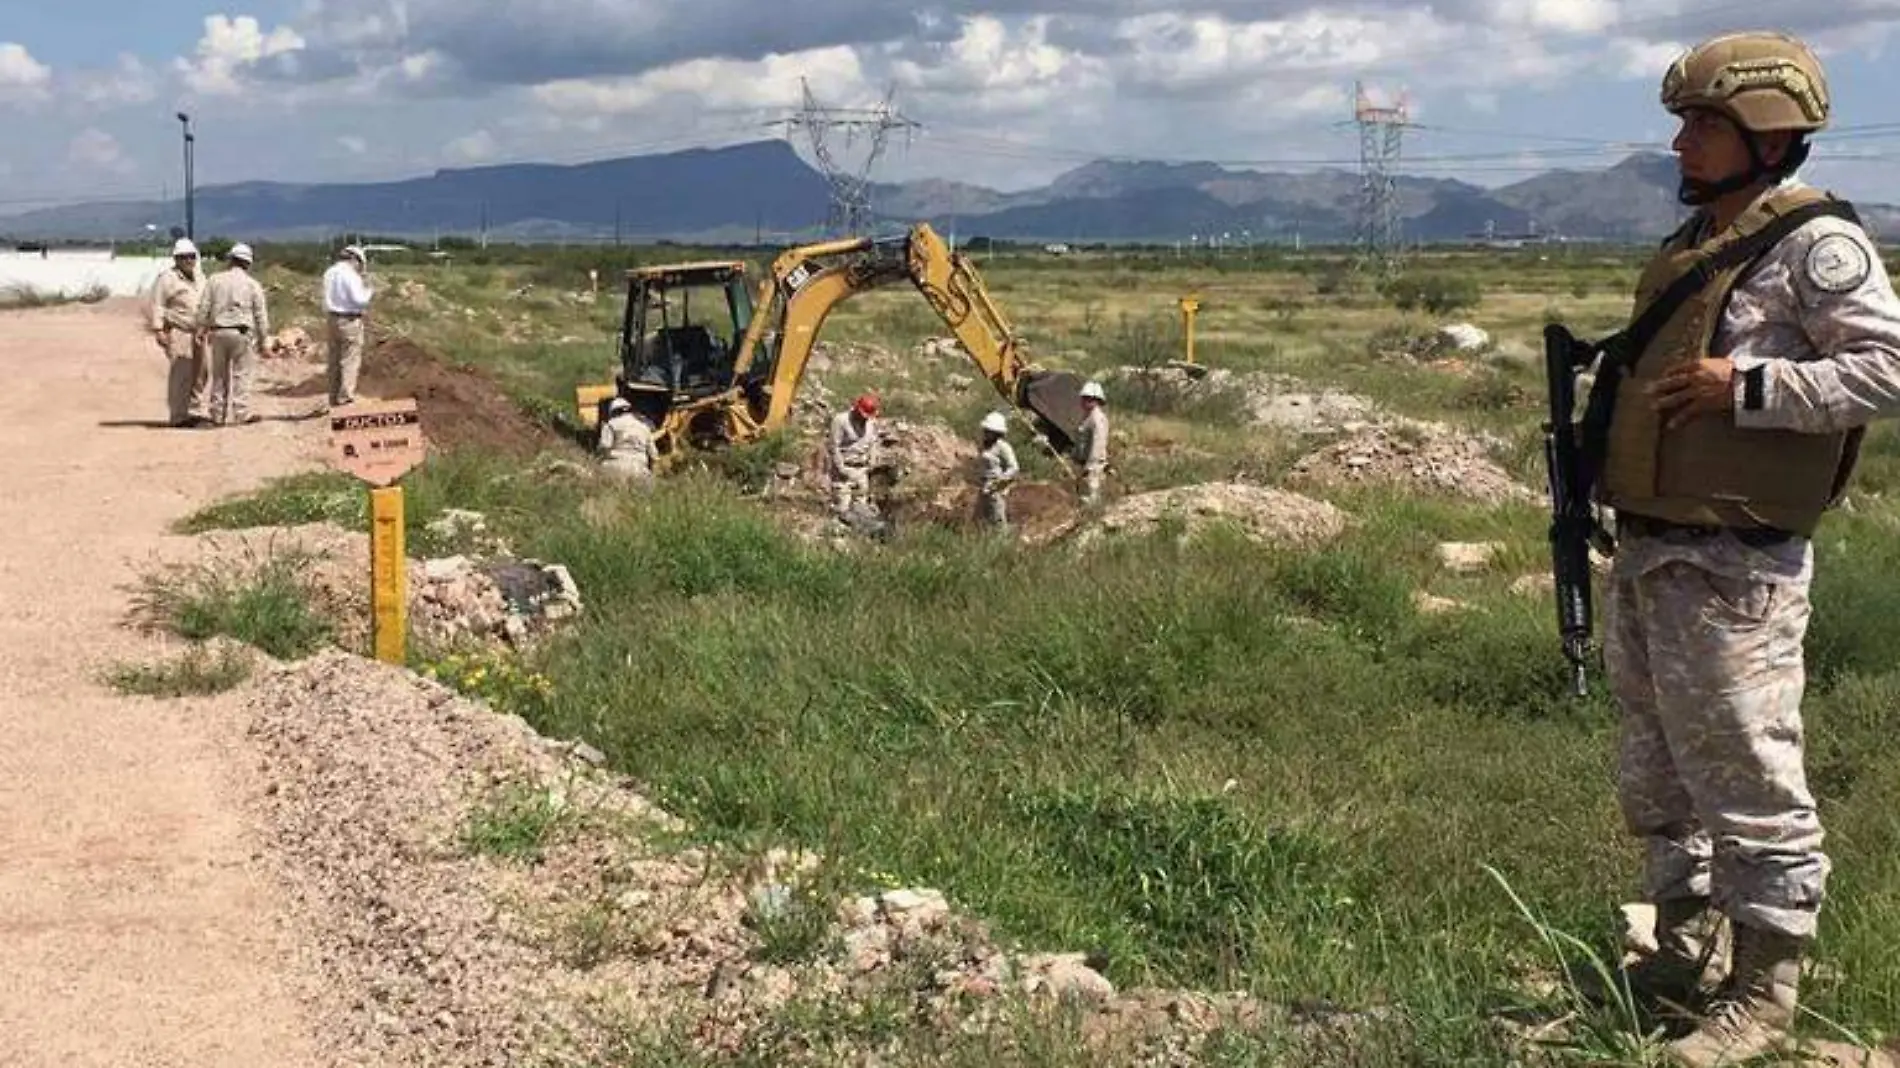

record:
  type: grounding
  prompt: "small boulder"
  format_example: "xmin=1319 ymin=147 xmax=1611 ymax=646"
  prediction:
xmin=1436 ymin=541 xmax=1505 ymax=574
xmin=1436 ymin=323 xmax=1490 ymax=353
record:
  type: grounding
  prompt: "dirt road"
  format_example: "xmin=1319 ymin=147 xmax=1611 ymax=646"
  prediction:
xmin=0 ymin=301 xmax=326 ymax=1067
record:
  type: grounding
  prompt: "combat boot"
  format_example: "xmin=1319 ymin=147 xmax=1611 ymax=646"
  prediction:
xmin=1666 ymin=922 xmax=1802 ymax=1067
xmin=1581 ymin=898 xmax=1727 ymax=1011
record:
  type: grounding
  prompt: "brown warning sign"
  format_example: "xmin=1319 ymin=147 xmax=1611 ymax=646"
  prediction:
xmin=330 ymin=398 xmax=425 ymax=486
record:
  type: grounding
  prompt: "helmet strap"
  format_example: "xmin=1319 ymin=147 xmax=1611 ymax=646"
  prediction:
xmin=1677 ymin=126 xmax=1773 ymax=206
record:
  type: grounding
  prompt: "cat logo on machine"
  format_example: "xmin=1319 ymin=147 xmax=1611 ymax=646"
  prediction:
xmin=784 ymin=263 xmax=814 ymax=292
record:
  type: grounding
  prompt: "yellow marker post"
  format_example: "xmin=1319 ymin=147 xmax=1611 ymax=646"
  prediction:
xmin=1179 ymin=295 xmax=1202 ymax=365
xmin=370 ymin=485 xmax=407 ymax=664
xmin=330 ymin=398 xmax=425 ymax=666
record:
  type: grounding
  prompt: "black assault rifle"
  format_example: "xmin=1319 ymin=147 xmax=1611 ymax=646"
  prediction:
xmin=1536 ymin=196 xmax=1858 ymax=696
xmin=1541 ymin=324 xmax=1618 ymax=697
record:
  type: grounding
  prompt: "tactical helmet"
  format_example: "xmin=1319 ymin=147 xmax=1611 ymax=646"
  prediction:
xmin=1661 ymin=31 xmax=1829 ymax=133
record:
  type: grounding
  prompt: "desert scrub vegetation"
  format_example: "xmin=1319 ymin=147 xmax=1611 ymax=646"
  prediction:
xmin=129 ymin=546 xmax=333 ymax=659
xmin=105 ymin=641 xmax=254 ymax=698
xmin=419 ymin=468 xmax=1896 ymax=1047
xmin=226 ymin=246 xmax=1899 ymax=1056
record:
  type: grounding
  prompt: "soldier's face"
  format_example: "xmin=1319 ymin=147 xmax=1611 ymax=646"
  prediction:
xmin=1671 ymin=108 xmax=1751 ymax=185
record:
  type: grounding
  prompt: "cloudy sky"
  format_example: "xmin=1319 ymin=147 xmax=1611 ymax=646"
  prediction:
xmin=3 ymin=1 xmax=1900 ymax=212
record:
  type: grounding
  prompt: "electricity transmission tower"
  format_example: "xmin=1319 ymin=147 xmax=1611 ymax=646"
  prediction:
xmin=1352 ymin=81 xmax=1410 ymax=277
xmin=770 ymin=78 xmax=921 ymax=236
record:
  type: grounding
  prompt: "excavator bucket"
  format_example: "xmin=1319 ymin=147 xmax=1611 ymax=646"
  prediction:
xmin=1019 ymin=369 xmax=1087 ymax=457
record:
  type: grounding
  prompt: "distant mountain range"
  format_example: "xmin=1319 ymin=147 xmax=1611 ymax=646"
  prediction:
xmin=4 ymin=138 xmax=1895 ymax=245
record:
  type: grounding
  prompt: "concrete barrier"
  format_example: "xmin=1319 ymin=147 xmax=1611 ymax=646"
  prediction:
xmin=0 ymin=253 xmax=168 ymax=301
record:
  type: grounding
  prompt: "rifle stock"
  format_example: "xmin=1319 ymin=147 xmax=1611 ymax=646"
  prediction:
xmin=1542 ymin=324 xmax=1602 ymax=697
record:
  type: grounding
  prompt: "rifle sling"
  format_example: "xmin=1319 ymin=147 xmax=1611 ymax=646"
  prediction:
xmin=1594 ymin=198 xmax=1860 ymax=370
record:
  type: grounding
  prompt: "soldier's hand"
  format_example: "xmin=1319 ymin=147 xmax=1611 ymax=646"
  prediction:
xmin=1650 ymin=356 xmax=1735 ymax=429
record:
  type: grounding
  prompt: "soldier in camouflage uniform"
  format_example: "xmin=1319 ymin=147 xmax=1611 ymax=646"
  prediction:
xmin=1597 ymin=31 xmax=1900 ymax=1065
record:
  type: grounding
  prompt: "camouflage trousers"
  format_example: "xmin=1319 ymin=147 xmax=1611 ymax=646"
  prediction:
xmin=1604 ymin=555 xmax=1828 ymax=940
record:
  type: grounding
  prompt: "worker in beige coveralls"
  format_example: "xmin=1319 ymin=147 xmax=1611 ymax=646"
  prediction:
xmin=148 ymin=238 xmax=208 ymax=427
xmin=195 ymin=243 xmax=270 ymax=425
xmin=1594 ymin=31 xmax=1900 ymax=1064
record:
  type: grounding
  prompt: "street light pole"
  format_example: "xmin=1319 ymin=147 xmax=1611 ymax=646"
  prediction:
xmin=176 ymin=112 xmax=194 ymax=240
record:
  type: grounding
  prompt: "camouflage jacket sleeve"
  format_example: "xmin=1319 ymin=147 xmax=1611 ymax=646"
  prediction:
xmin=1731 ymin=216 xmax=1900 ymax=433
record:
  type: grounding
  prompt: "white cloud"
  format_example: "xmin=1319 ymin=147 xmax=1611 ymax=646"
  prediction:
xmin=338 ymin=135 xmax=368 ymax=154
xmin=68 ymin=128 xmax=133 ymax=175
xmin=71 ymin=54 xmax=158 ymax=107
xmin=175 ymin=15 xmax=307 ymax=96
xmin=888 ymin=15 xmax=1105 ymax=109
xmin=445 ymin=129 xmax=498 ymax=162
xmin=534 ymin=45 xmax=866 ymax=116
xmin=0 ymin=42 xmax=52 ymax=105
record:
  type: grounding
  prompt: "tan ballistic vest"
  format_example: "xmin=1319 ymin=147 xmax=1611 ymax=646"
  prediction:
xmin=1600 ymin=185 xmax=1860 ymax=536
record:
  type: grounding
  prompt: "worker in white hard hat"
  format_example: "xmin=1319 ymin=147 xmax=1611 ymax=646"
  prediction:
xmin=975 ymin=410 xmax=1020 ymax=530
xmin=1073 ymin=379 xmax=1110 ymax=507
xmin=148 ymin=237 xmax=210 ymax=427
xmin=194 ymin=243 xmax=270 ymax=425
xmin=322 ymin=244 xmax=375 ymax=410
xmin=596 ymin=396 xmax=658 ymax=486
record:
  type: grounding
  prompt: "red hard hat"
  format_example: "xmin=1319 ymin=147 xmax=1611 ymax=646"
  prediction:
xmin=853 ymin=394 xmax=879 ymax=416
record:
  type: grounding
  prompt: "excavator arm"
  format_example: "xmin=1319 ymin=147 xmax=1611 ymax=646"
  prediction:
xmin=733 ymin=223 xmax=1086 ymax=457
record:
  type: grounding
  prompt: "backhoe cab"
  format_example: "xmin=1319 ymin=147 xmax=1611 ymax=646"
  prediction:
xmin=578 ymin=260 xmax=758 ymax=448
xmin=577 ymin=222 xmax=1087 ymax=465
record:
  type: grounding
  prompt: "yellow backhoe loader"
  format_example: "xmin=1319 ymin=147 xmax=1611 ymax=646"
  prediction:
xmin=575 ymin=222 xmax=1087 ymax=465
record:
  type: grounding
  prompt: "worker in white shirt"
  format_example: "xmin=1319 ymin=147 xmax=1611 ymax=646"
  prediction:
xmin=321 ymin=245 xmax=374 ymax=409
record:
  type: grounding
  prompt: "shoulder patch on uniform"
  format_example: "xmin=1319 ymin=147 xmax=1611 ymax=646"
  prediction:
xmin=1804 ymin=232 xmax=1872 ymax=294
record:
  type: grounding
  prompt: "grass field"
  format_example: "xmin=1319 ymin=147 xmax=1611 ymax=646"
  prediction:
xmin=216 ymin=242 xmax=1900 ymax=1061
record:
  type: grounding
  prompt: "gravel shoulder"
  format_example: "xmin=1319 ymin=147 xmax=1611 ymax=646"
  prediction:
xmin=0 ymin=301 xmax=328 ymax=1068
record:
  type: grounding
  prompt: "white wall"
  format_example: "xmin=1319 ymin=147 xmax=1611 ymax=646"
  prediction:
xmin=0 ymin=252 xmax=168 ymax=300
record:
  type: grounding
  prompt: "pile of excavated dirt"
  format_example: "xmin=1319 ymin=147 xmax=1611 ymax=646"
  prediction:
xmin=772 ymin=417 xmax=975 ymax=513
xmin=182 ymin=523 xmax=582 ymax=654
xmin=805 ymin=339 xmax=909 ymax=378
xmin=1066 ymin=482 xmax=1350 ymax=550
xmin=1287 ymin=421 xmax=1539 ymax=506
xmin=1106 ymin=366 xmax=1380 ymax=435
xmin=240 ymin=648 xmax=1359 ymax=1065
xmin=268 ymin=334 xmax=571 ymax=458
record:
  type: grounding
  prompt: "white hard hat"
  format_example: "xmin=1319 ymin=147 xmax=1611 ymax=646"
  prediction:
xmin=342 ymin=244 xmax=366 ymax=262
xmin=171 ymin=238 xmax=198 ymax=258
xmin=228 ymin=243 xmax=254 ymax=263
xmin=607 ymin=397 xmax=631 ymax=414
xmin=981 ymin=411 xmax=1009 ymax=434
xmin=1080 ymin=380 xmax=1106 ymax=401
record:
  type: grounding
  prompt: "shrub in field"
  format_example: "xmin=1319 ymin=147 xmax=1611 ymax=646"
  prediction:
xmin=1382 ymin=273 xmax=1482 ymax=316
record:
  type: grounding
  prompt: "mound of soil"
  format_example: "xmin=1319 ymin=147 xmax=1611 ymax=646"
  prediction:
xmin=1106 ymin=366 xmax=1380 ymax=434
xmin=271 ymin=333 xmax=569 ymax=458
xmin=1069 ymin=482 xmax=1350 ymax=550
xmin=1287 ymin=421 xmax=1538 ymax=506
xmin=363 ymin=338 xmax=568 ymax=458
